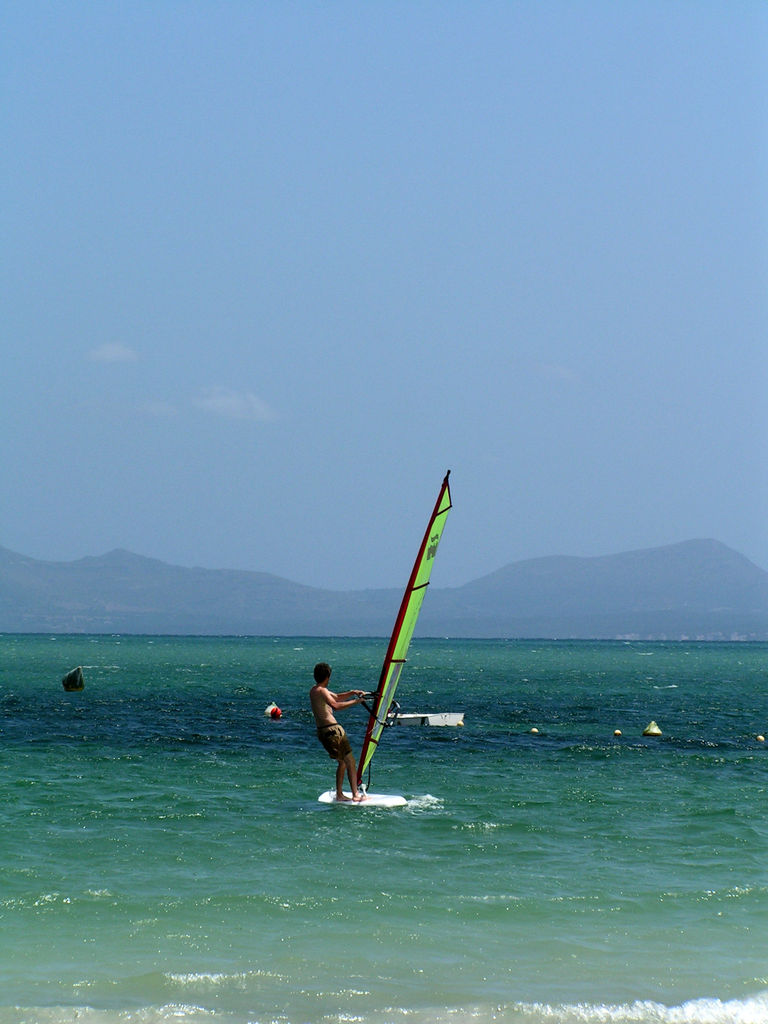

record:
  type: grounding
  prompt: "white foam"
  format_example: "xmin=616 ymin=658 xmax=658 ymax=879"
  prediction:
xmin=512 ymin=992 xmax=768 ymax=1023
xmin=406 ymin=792 xmax=444 ymax=810
xmin=2 ymin=993 xmax=766 ymax=1024
xmin=0 ymin=1007 xmax=224 ymax=1024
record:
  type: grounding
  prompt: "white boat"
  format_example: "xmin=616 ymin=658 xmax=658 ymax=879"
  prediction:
xmin=389 ymin=711 xmax=464 ymax=727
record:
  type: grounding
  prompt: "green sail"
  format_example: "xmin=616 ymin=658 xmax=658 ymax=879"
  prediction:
xmin=357 ymin=472 xmax=452 ymax=784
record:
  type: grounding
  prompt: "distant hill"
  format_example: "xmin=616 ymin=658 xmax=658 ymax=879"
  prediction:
xmin=1 ymin=540 xmax=767 ymax=639
xmin=420 ymin=539 xmax=768 ymax=639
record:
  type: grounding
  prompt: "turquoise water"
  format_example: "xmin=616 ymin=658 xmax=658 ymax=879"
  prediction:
xmin=1 ymin=635 xmax=767 ymax=1023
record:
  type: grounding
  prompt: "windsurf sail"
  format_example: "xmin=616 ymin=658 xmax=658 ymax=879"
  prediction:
xmin=357 ymin=471 xmax=452 ymax=785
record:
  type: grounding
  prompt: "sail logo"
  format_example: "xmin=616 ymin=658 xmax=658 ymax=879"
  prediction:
xmin=426 ymin=531 xmax=440 ymax=560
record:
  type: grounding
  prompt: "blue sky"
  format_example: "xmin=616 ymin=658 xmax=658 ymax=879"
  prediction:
xmin=3 ymin=1 xmax=767 ymax=590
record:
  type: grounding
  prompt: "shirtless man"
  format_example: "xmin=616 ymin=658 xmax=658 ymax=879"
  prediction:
xmin=309 ymin=662 xmax=367 ymax=802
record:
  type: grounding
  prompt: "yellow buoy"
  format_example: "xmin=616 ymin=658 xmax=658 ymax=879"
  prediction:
xmin=643 ymin=720 xmax=662 ymax=737
xmin=614 ymin=729 xmax=622 ymax=737
xmin=757 ymin=735 xmax=765 ymax=743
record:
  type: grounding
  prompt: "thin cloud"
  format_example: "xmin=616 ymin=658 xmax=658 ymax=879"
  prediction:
xmin=194 ymin=387 xmax=274 ymax=422
xmin=89 ymin=343 xmax=138 ymax=363
xmin=141 ymin=400 xmax=179 ymax=418
xmin=538 ymin=362 xmax=581 ymax=384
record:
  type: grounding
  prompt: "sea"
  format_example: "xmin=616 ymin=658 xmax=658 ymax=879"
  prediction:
xmin=1 ymin=634 xmax=767 ymax=1024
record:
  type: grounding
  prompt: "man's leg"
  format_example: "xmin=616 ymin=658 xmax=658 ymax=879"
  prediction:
xmin=344 ymin=752 xmax=366 ymax=801
xmin=335 ymin=759 xmax=351 ymax=800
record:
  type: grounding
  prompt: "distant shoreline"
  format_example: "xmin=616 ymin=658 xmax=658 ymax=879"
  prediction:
xmin=2 ymin=539 xmax=767 ymax=640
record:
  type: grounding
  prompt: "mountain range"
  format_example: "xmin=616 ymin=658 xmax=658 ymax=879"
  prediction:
xmin=2 ymin=539 xmax=768 ymax=639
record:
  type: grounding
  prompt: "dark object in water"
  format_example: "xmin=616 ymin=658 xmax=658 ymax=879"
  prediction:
xmin=62 ymin=666 xmax=85 ymax=691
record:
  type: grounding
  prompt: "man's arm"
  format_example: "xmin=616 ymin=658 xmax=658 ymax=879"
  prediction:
xmin=327 ymin=689 xmax=365 ymax=710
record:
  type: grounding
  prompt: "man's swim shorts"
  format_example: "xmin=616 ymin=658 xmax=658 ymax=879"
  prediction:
xmin=317 ymin=723 xmax=352 ymax=760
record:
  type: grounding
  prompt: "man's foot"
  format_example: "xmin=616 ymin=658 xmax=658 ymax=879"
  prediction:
xmin=335 ymin=793 xmax=353 ymax=802
xmin=353 ymin=791 xmax=367 ymax=802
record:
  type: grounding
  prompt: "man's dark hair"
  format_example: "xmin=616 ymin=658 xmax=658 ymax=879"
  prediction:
xmin=313 ymin=662 xmax=331 ymax=684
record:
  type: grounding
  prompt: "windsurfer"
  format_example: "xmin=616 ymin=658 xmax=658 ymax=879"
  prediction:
xmin=310 ymin=662 xmax=367 ymax=802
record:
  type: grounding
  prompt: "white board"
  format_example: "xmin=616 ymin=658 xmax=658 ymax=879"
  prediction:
xmin=318 ymin=789 xmax=407 ymax=807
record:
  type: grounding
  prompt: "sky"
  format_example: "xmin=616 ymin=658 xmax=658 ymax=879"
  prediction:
xmin=2 ymin=1 xmax=767 ymax=591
